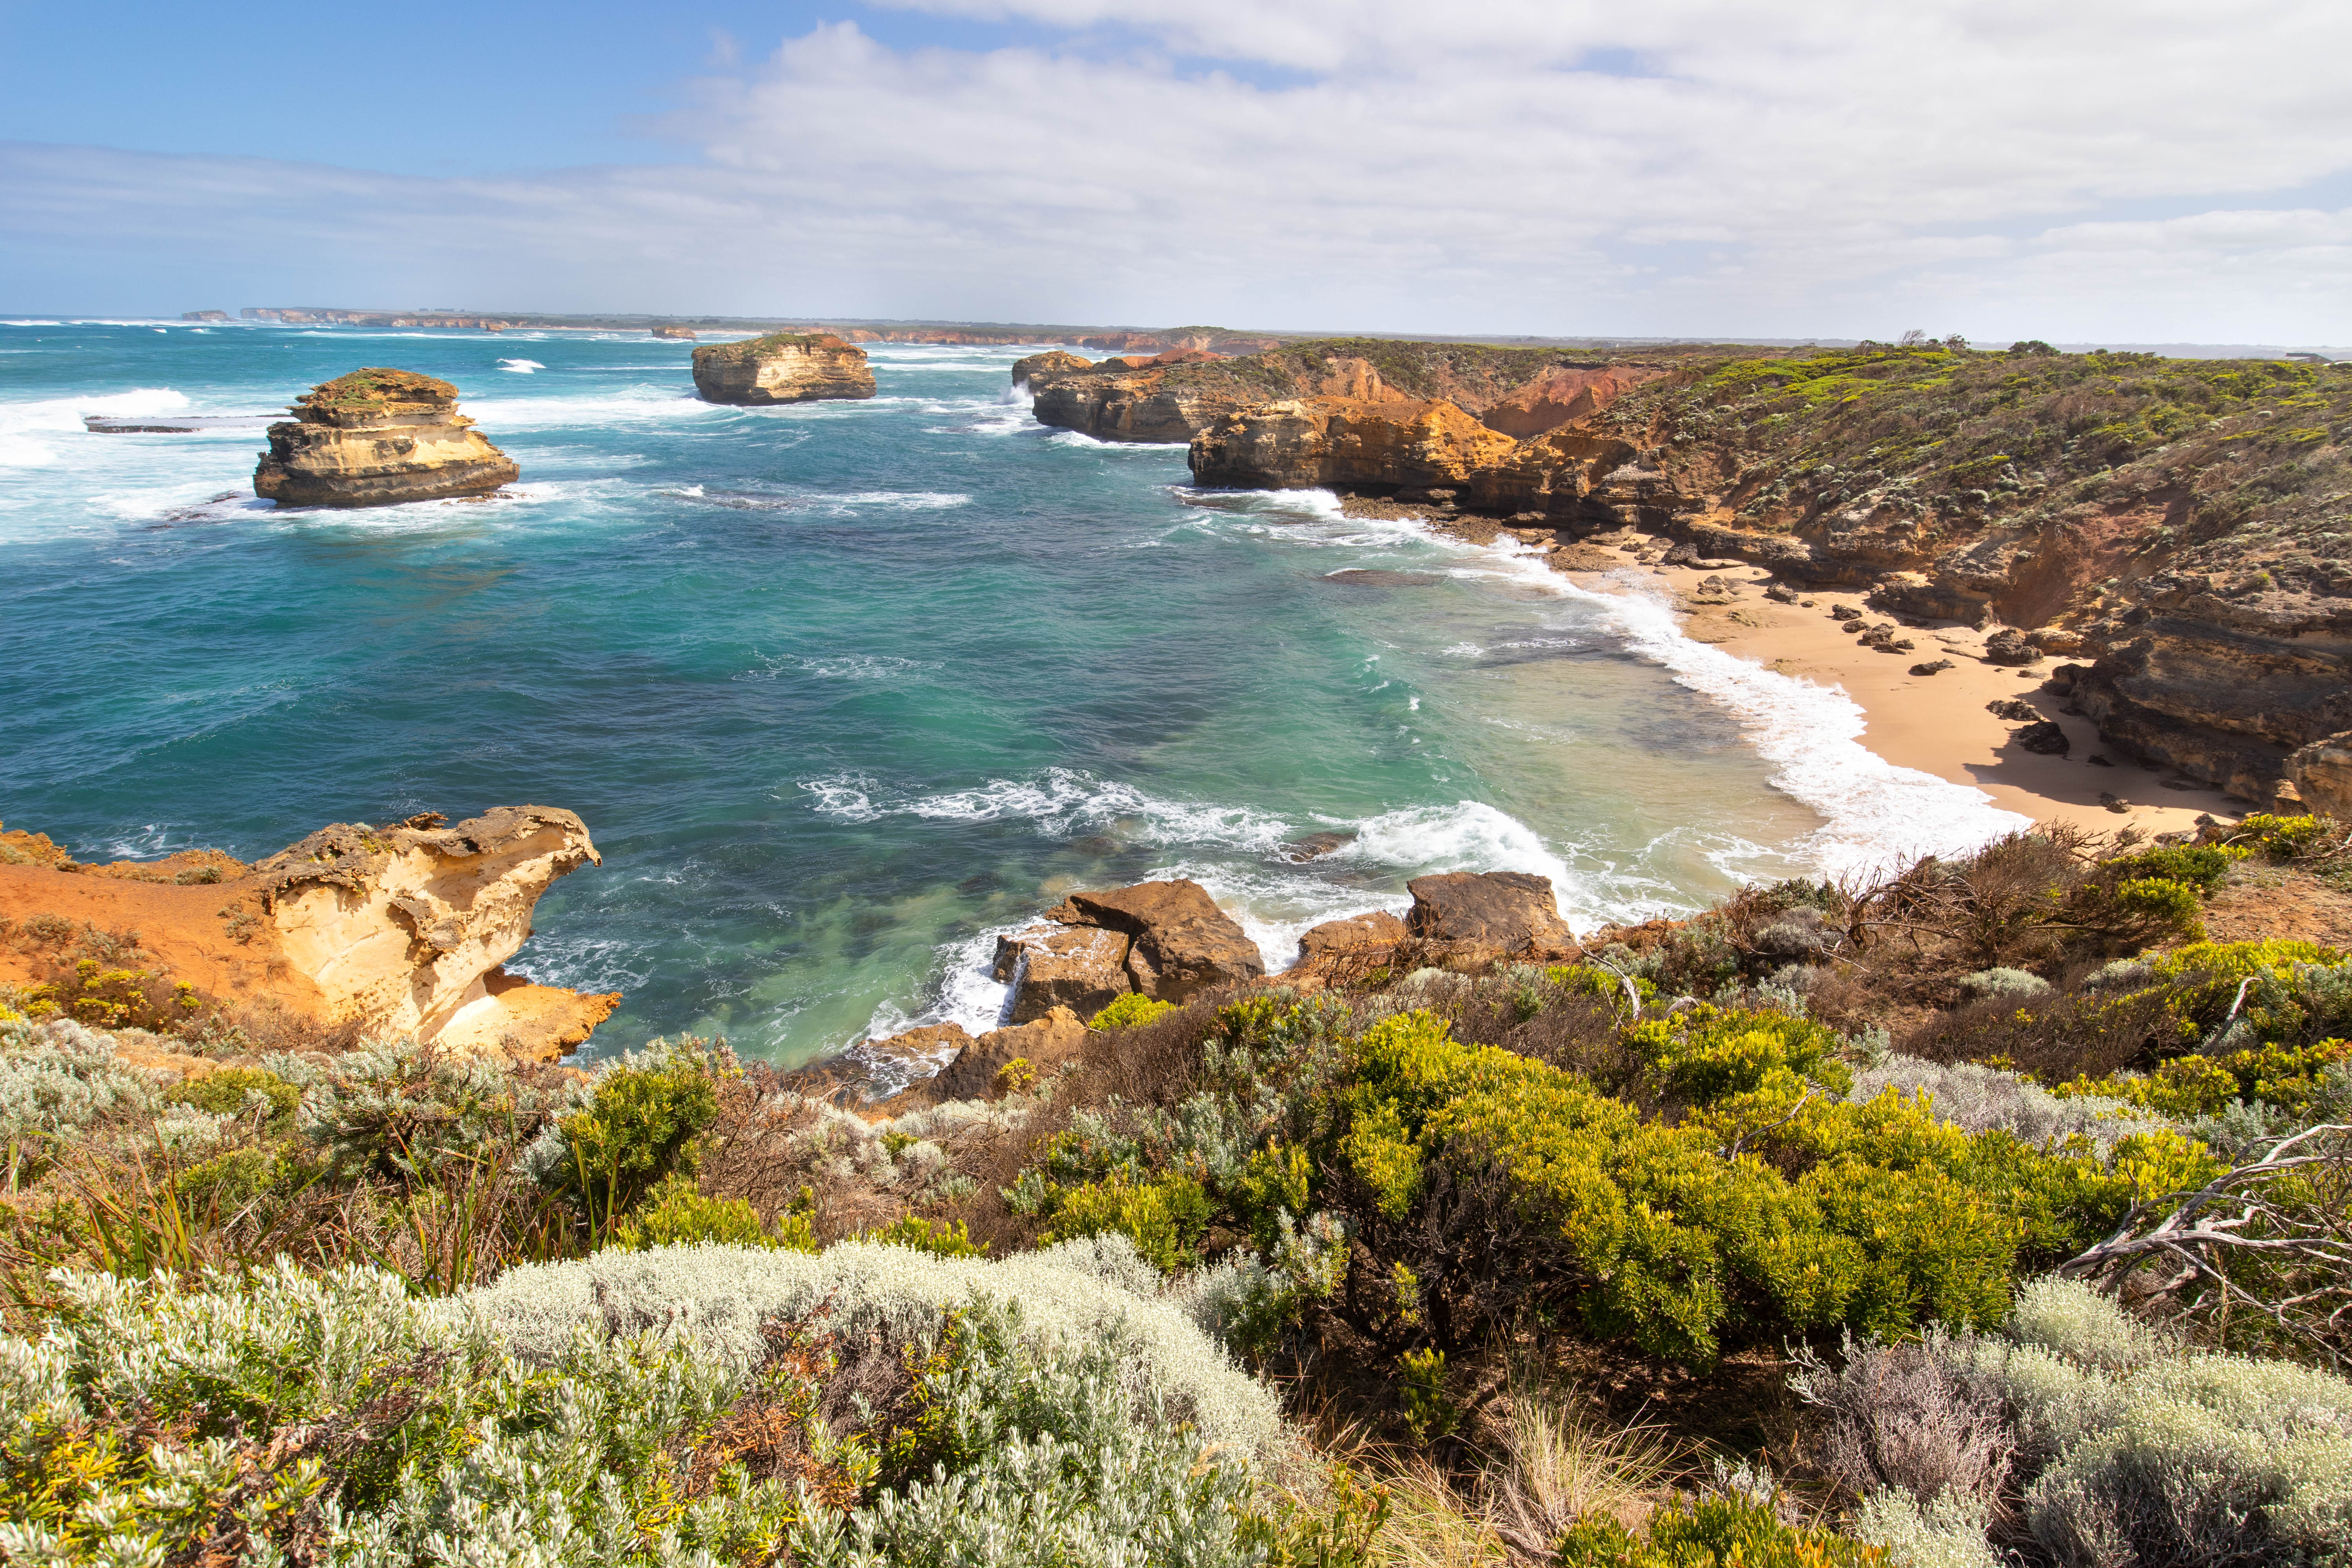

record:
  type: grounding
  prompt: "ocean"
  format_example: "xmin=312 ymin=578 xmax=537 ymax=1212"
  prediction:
xmin=0 ymin=320 xmax=2025 ymax=1065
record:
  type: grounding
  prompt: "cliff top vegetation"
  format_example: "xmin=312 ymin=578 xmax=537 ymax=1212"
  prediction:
xmin=1588 ymin=343 xmax=2352 ymax=623
xmin=5 ymin=812 xmax=2350 ymax=1565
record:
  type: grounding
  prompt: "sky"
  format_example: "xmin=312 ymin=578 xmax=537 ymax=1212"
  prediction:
xmin=3 ymin=0 xmax=2348 ymax=342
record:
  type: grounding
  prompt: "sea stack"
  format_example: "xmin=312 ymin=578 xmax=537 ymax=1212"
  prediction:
xmin=253 ymin=368 xmax=518 ymax=507
xmin=691 ymin=331 xmax=876 ymax=405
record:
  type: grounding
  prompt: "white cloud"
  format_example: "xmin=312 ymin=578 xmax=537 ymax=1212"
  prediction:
xmin=4 ymin=2 xmax=2348 ymax=339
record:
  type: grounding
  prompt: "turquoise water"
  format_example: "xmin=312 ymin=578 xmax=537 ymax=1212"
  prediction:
xmin=0 ymin=321 xmax=2022 ymax=1065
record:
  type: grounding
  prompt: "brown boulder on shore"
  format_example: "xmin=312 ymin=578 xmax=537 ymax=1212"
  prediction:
xmin=253 ymin=369 xmax=517 ymax=508
xmin=1405 ymin=871 xmax=1575 ymax=951
xmin=992 ymin=923 xmax=1133 ymax=1023
xmin=1061 ymin=879 xmax=1267 ymax=1003
xmin=691 ymin=332 xmax=876 ymax=405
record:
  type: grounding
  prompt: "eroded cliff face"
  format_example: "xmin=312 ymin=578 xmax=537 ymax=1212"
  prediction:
xmin=1557 ymin=348 xmax=2352 ymax=808
xmin=1033 ymin=340 xmax=1657 ymax=444
xmin=691 ymin=333 xmax=877 ymax=405
xmin=254 ymin=806 xmax=615 ymax=1059
xmin=1011 ymin=350 xmax=1093 ymax=388
xmin=1190 ymin=397 xmax=1517 ymax=491
xmin=253 ymin=369 xmax=517 ymax=508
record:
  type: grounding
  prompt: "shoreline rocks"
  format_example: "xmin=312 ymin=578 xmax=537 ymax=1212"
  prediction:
xmin=253 ymin=369 xmax=517 ymax=508
xmin=252 ymin=805 xmax=614 ymax=1058
xmin=691 ymin=332 xmax=876 ymax=405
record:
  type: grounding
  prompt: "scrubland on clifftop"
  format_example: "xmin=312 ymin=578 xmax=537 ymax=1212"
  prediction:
xmin=7 ymin=800 xmax=2352 ymax=1566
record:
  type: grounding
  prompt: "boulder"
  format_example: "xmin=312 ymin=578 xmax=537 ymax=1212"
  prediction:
xmin=1404 ymin=871 xmax=1575 ymax=951
xmin=1012 ymin=350 xmax=1092 ymax=387
xmin=1910 ymin=659 xmax=1956 ymax=676
xmin=920 ymin=1006 xmax=1087 ymax=1103
xmin=2286 ymin=729 xmax=2352 ymax=817
xmin=253 ymin=369 xmax=517 ymax=507
xmin=1062 ymin=879 xmax=1265 ymax=1002
xmin=1984 ymin=628 xmax=2042 ymax=666
xmin=691 ymin=332 xmax=876 ymax=405
xmin=250 ymin=805 xmax=612 ymax=1059
xmin=1297 ymin=910 xmax=1408 ymax=970
xmin=995 ymin=923 xmax=1133 ymax=1024
xmin=2013 ymin=720 xmax=2072 ymax=755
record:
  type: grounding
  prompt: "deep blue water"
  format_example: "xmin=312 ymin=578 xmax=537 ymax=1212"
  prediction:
xmin=0 ymin=321 xmax=2018 ymax=1064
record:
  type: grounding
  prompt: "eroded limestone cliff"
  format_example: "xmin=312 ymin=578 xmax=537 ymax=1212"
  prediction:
xmin=252 ymin=806 xmax=615 ymax=1058
xmin=253 ymin=369 xmax=518 ymax=508
xmin=691 ymin=333 xmax=877 ymax=405
xmin=1033 ymin=339 xmax=1656 ymax=444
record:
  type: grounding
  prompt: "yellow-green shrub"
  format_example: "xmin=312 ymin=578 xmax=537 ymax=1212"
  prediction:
xmin=1332 ymin=1011 xmax=2212 ymax=1365
xmin=1627 ymin=1005 xmax=1853 ymax=1104
xmin=1558 ymin=1493 xmax=1887 ymax=1567
xmin=1091 ymin=993 xmax=1176 ymax=1030
xmin=609 ymin=1171 xmax=776 ymax=1251
xmin=1039 ymin=1169 xmax=1211 ymax=1271
xmin=2058 ymin=1037 xmax=2352 ymax=1117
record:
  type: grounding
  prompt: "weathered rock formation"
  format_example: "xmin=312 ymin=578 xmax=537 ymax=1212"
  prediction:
xmin=1478 ymin=366 xmax=1667 ymax=439
xmin=992 ymin=878 xmax=1265 ymax=1023
xmin=650 ymin=326 xmax=697 ymax=340
xmin=992 ymin=922 xmax=1131 ymax=1024
xmin=0 ymin=805 xmax=614 ymax=1060
xmin=252 ymin=806 xmax=614 ymax=1058
xmin=1011 ymin=350 xmax=1092 ymax=387
xmin=1191 ymin=398 xmax=1517 ymax=492
xmin=1032 ymin=340 xmax=1657 ymax=446
xmin=1405 ymin=871 xmax=1575 ymax=952
xmin=253 ymin=369 xmax=518 ymax=508
xmin=181 ymin=310 xmax=230 ymax=323
xmin=1189 ymin=395 xmax=1644 ymax=515
xmin=691 ymin=333 xmax=876 ymax=405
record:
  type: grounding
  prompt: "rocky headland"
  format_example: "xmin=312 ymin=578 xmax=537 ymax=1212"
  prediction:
xmin=0 ymin=805 xmax=613 ymax=1061
xmin=1156 ymin=340 xmax=2352 ymax=814
xmin=690 ymin=332 xmax=877 ymax=405
xmin=252 ymin=369 xmax=519 ymax=507
xmin=1029 ymin=338 xmax=1666 ymax=445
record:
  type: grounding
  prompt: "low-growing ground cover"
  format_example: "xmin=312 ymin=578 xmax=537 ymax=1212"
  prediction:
xmin=4 ymin=817 xmax=2348 ymax=1566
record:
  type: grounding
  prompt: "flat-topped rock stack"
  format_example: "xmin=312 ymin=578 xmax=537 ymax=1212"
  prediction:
xmin=253 ymin=368 xmax=518 ymax=507
xmin=691 ymin=332 xmax=876 ymax=405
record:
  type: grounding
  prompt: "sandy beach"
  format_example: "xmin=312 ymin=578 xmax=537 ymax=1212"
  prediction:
xmin=1546 ymin=529 xmax=2245 ymax=839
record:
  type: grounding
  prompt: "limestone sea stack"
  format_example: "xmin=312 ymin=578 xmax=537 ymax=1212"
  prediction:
xmin=254 ymin=368 xmax=518 ymax=507
xmin=691 ymin=332 xmax=876 ymax=405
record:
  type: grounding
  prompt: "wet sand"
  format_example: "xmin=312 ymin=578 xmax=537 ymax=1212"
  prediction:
xmin=1548 ymin=531 xmax=2243 ymax=838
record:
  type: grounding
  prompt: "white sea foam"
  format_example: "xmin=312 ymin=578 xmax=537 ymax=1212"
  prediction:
xmin=1476 ymin=544 xmax=2030 ymax=877
xmin=497 ymin=358 xmax=545 ymax=373
xmin=0 ymin=387 xmax=192 ymax=467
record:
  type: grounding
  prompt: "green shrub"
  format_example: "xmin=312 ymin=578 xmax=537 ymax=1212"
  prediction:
xmin=2106 ymin=843 xmax=2241 ymax=893
xmin=861 ymin=1214 xmax=987 ymax=1257
xmin=1627 ymin=1005 xmax=1854 ymax=1105
xmin=1397 ymin=1347 xmax=1457 ymax=1443
xmin=1040 ymin=1169 xmax=1212 ymax=1271
xmin=0 ymin=1254 xmax=1281 ymax=1568
xmin=608 ymin=1171 xmax=772 ymax=1250
xmin=2231 ymin=812 xmax=2336 ymax=861
xmin=534 ymin=1038 xmax=729 ymax=1224
xmin=1091 ymin=992 xmax=1177 ymax=1030
xmin=2107 ymin=876 xmax=2206 ymax=940
xmin=166 ymin=1064 xmax=300 ymax=1123
xmin=1557 ymin=1493 xmax=1888 ymax=1566
xmin=2058 ymin=1036 xmax=2352 ymax=1118
xmin=1332 ymin=1009 xmax=2213 ymax=1364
